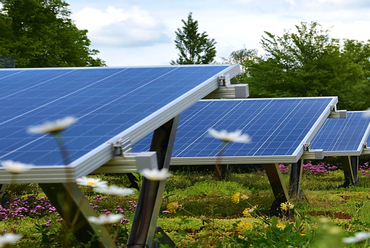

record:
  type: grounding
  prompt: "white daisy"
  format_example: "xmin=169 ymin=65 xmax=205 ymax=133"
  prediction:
xmin=1 ymin=160 xmax=33 ymax=174
xmin=0 ymin=233 xmax=23 ymax=247
xmin=208 ymin=128 xmax=251 ymax=143
xmin=28 ymin=116 xmax=78 ymax=134
xmin=88 ymin=214 xmax=124 ymax=225
xmin=141 ymin=168 xmax=171 ymax=181
xmin=94 ymin=185 xmax=135 ymax=196
xmin=76 ymin=176 xmax=108 ymax=188
xmin=343 ymin=231 xmax=370 ymax=243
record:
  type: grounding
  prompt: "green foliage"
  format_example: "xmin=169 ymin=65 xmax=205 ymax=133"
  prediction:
xmin=231 ymin=215 xmax=316 ymax=248
xmin=171 ymin=12 xmax=216 ymax=65
xmin=169 ymin=180 xmax=249 ymax=197
xmin=0 ymin=0 xmax=105 ymax=67
xmin=241 ymin=21 xmax=370 ymax=111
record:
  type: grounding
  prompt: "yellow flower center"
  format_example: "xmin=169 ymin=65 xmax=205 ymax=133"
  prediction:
xmin=87 ymin=181 xmax=97 ymax=186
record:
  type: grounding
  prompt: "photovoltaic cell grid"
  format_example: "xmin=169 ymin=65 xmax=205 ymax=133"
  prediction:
xmin=310 ymin=112 xmax=370 ymax=155
xmin=134 ymin=97 xmax=337 ymax=163
xmin=0 ymin=66 xmax=232 ymax=166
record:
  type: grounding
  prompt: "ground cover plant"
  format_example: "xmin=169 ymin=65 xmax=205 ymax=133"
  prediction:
xmin=1 ymin=160 xmax=370 ymax=247
xmin=2 ymin=118 xmax=370 ymax=247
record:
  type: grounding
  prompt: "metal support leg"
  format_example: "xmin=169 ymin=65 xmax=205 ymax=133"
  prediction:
xmin=263 ymin=164 xmax=290 ymax=216
xmin=127 ymin=115 xmax=179 ymax=248
xmin=341 ymin=156 xmax=355 ymax=187
xmin=126 ymin=173 xmax=140 ymax=190
xmin=39 ymin=183 xmax=115 ymax=248
xmin=350 ymin=156 xmax=359 ymax=184
xmin=289 ymin=160 xmax=303 ymax=198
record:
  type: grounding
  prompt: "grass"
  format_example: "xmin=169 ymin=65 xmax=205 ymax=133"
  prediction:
xmin=2 ymin=165 xmax=370 ymax=247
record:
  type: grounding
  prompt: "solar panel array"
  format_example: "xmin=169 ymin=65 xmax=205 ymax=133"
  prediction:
xmin=134 ymin=97 xmax=337 ymax=164
xmin=310 ymin=112 xmax=370 ymax=156
xmin=0 ymin=65 xmax=238 ymax=182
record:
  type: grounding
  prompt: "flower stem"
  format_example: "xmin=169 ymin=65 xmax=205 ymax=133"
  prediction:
xmin=53 ymin=133 xmax=71 ymax=165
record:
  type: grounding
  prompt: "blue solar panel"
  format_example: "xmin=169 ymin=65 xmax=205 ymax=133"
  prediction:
xmin=0 ymin=66 xmax=233 ymax=167
xmin=311 ymin=112 xmax=370 ymax=154
xmin=134 ymin=97 xmax=337 ymax=164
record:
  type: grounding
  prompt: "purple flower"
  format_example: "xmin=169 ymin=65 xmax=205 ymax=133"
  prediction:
xmin=43 ymin=220 xmax=51 ymax=227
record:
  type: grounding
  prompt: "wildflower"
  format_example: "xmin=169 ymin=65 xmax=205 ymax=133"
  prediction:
xmin=43 ymin=220 xmax=52 ymax=227
xmin=141 ymin=168 xmax=171 ymax=181
xmin=208 ymin=128 xmax=251 ymax=143
xmin=236 ymin=221 xmax=253 ymax=232
xmin=276 ymin=223 xmax=286 ymax=230
xmin=88 ymin=214 xmax=124 ymax=225
xmin=343 ymin=231 xmax=370 ymax=243
xmin=0 ymin=233 xmax=23 ymax=247
xmin=162 ymin=210 xmax=171 ymax=214
xmin=76 ymin=176 xmax=108 ymax=188
xmin=94 ymin=185 xmax=135 ymax=196
xmin=240 ymin=193 xmax=249 ymax=200
xmin=1 ymin=160 xmax=33 ymax=174
xmin=231 ymin=192 xmax=241 ymax=204
xmin=243 ymin=205 xmax=258 ymax=217
xmin=28 ymin=116 xmax=78 ymax=134
xmin=280 ymin=201 xmax=294 ymax=211
xmin=167 ymin=201 xmax=181 ymax=213
xmin=242 ymin=208 xmax=251 ymax=217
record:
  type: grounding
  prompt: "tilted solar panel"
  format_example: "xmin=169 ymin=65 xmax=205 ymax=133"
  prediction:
xmin=309 ymin=112 xmax=370 ymax=156
xmin=133 ymin=97 xmax=337 ymax=164
xmin=0 ymin=65 xmax=239 ymax=183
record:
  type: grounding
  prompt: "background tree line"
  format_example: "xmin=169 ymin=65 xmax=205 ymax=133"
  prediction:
xmin=223 ymin=22 xmax=370 ymax=111
xmin=1 ymin=1 xmax=369 ymax=112
xmin=0 ymin=0 xmax=105 ymax=67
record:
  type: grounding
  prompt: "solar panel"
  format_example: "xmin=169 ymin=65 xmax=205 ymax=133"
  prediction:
xmin=0 ymin=65 xmax=240 ymax=183
xmin=309 ymin=112 xmax=370 ymax=156
xmin=133 ymin=97 xmax=337 ymax=165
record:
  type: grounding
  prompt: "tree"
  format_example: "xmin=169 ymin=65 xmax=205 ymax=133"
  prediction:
xmin=221 ymin=47 xmax=258 ymax=84
xmin=0 ymin=0 xmax=105 ymax=67
xmin=171 ymin=12 xmax=216 ymax=65
xmin=242 ymin=22 xmax=370 ymax=110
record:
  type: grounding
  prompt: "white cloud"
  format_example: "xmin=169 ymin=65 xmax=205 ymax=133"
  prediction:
xmin=67 ymin=0 xmax=370 ymax=66
xmin=330 ymin=21 xmax=370 ymax=42
xmin=72 ymin=6 xmax=171 ymax=48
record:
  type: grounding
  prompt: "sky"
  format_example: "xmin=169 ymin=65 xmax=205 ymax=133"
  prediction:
xmin=63 ymin=0 xmax=370 ymax=66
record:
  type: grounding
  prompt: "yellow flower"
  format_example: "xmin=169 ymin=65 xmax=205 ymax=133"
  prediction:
xmin=237 ymin=221 xmax=253 ymax=232
xmin=243 ymin=208 xmax=252 ymax=217
xmin=243 ymin=204 xmax=258 ymax=217
xmin=231 ymin=192 xmax=241 ymax=204
xmin=280 ymin=202 xmax=288 ymax=211
xmin=167 ymin=201 xmax=181 ymax=213
xmin=280 ymin=201 xmax=294 ymax=211
xmin=276 ymin=223 xmax=286 ymax=230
